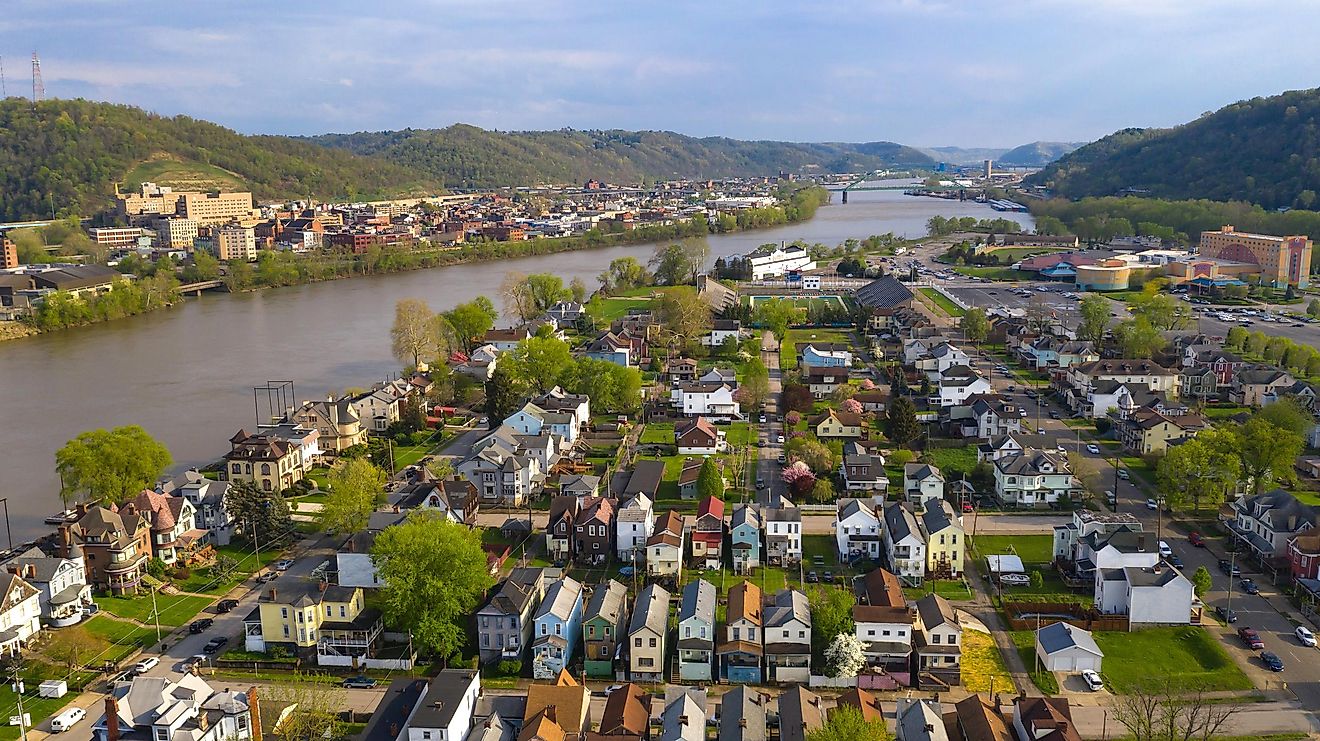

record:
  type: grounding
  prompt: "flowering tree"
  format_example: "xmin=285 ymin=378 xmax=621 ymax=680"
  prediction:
xmin=781 ymin=461 xmax=817 ymax=495
xmin=824 ymin=633 xmax=866 ymax=678
xmin=785 ymin=410 xmax=802 ymax=426
xmin=859 ymin=378 xmax=876 ymax=390
xmin=841 ymin=398 xmax=863 ymax=415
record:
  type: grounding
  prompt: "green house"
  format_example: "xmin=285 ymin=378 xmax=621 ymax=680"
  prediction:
xmin=582 ymin=579 xmax=629 ymax=678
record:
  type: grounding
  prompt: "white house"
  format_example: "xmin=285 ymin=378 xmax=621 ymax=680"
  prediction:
xmin=915 ymin=343 xmax=970 ymax=380
xmin=937 ymin=370 xmax=993 ymax=407
xmin=674 ymin=383 xmax=741 ymax=419
xmin=504 ymin=402 xmax=580 ymax=444
xmin=993 ymin=449 xmax=1084 ymax=507
xmin=1034 ymin=622 xmax=1103 ymax=673
xmin=402 ymin=671 xmax=482 ymax=741
xmin=1095 ymin=565 xmax=1195 ymax=627
xmin=349 ymin=387 xmax=402 ymax=433
xmin=882 ymin=503 xmax=927 ymax=585
xmin=835 ymin=499 xmax=882 ymax=563
xmin=3 ymin=545 xmax=92 ymax=627
xmin=616 ymin=493 xmax=656 ymax=560
xmin=764 ymin=498 xmax=803 ymax=565
xmin=747 ymin=244 xmax=815 ymax=279
xmin=93 ymin=675 xmax=255 ymax=741
xmin=703 ymin=319 xmax=744 ymax=347
xmin=902 ymin=463 xmax=945 ymax=507
xmin=0 ymin=571 xmax=48 ymax=655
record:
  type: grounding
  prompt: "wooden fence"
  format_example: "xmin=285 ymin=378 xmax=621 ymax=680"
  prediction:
xmin=1002 ymin=600 xmax=1129 ymax=632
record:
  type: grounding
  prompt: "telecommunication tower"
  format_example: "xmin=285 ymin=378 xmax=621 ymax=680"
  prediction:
xmin=31 ymin=52 xmax=43 ymax=104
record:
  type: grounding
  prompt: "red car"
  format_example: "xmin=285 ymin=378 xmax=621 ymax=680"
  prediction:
xmin=1188 ymin=531 xmax=1205 ymax=548
xmin=962 ymin=501 xmax=975 ymax=513
xmin=1237 ymin=627 xmax=1264 ymax=650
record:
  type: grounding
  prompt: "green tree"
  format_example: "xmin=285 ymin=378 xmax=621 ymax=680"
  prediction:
xmin=390 ymin=298 xmax=438 ymax=368
xmin=807 ymin=705 xmax=890 ymax=741
xmin=1078 ymin=295 xmax=1111 ymax=346
xmin=525 ymin=273 xmax=572 ymax=314
xmin=1245 ymin=331 xmax=1268 ymax=356
xmin=484 ymin=363 xmax=525 ymax=428
xmin=569 ymin=277 xmax=587 ymax=303
xmin=1128 ymin=291 xmax=1190 ymax=331
xmin=1156 ymin=430 xmax=1241 ymax=513
xmin=1309 ymin=299 xmax=1320 ymax=319
xmin=786 ymin=436 xmax=835 ymax=472
xmin=1236 ymin=417 xmax=1305 ymax=492
xmin=959 ymin=307 xmax=989 ymax=344
xmin=1192 ymin=566 xmax=1213 ymax=597
xmin=55 ymin=425 xmax=172 ymax=505
xmin=443 ymin=297 xmax=498 ymax=353
xmin=809 ymin=476 xmax=836 ymax=504
xmin=598 ymin=256 xmax=650 ymax=294
xmin=696 ymin=457 xmax=724 ymax=501
xmin=508 ymin=335 xmax=574 ymax=393
xmin=180 ymin=250 xmax=220 ymax=283
xmin=1259 ymin=397 xmax=1313 ymax=437
xmin=649 ymin=240 xmax=709 ymax=285
xmin=560 ymin=357 xmax=642 ymax=413
xmin=227 ymin=480 xmax=295 ymax=546
xmin=740 ymin=357 xmax=771 ymax=410
xmin=1113 ymin=317 xmax=1166 ymax=359
xmin=1224 ymin=326 xmax=1248 ymax=351
xmin=754 ymin=297 xmax=798 ymax=343
xmin=886 ymin=396 xmax=921 ymax=448
xmin=808 ymin=585 xmax=855 ymax=657
xmin=210 ymin=554 xmax=239 ymax=583
xmin=322 ymin=458 xmax=387 ymax=534
xmin=371 ymin=510 xmax=495 ymax=659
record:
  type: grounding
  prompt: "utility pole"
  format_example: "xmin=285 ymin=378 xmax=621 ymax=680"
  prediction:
xmin=150 ymin=588 xmax=162 ymax=643
xmin=10 ymin=661 xmax=26 ymax=741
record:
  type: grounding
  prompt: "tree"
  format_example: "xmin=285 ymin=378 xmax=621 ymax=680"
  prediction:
xmin=500 ymin=271 xmax=536 ymax=322
xmin=55 ymin=425 xmax=172 ymax=505
xmin=1192 ymin=566 xmax=1213 ymax=597
xmin=1236 ymin=417 xmax=1304 ymax=493
xmin=781 ymin=461 xmax=816 ymax=495
xmin=560 ymin=357 xmax=642 ymax=414
xmin=321 ymin=459 xmax=387 ymax=534
xmin=1078 ymin=294 xmax=1111 ymax=346
xmin=1109 ymin=678 xmax=1238 ymax=741
xmin=841 ymin=397 xmax=863 ymax=415
xmin=1156 ymin=430 xmax=1240 ymax=513
xmin=1129 ymin=291 xmax=1190 ymax=331
xmin=782 ymin=384 xmax=814 ymax=413
xmin=45 ymin=624 xmax=110 ymax=681
xmin=809 ymin=477 xmax=836 ymax=504
xmin=211 ymin=554 xmax=239 ymax=583
xmin=372 ymin=511 xmax=494 ymax=661
xmin=808 ymin=586 xmax=855 ymax=657
xmin=1224 ymin=325 xmax=1248 ymax=351
xmin=696 ymin=457 xmax=724 ymax=501
xmin=390 ymin=298 xmax=438 ymax=368
xmin=741 ymin=358 xmax=771 ymax=410
xmin=754 ymin=297 xmax=797 ymax=342
xmin=507 ymin=336 xmax=574 ymax=393
xmin=807 ymin=705 xmax=890 ymax=741
xmin=824 ymin=633 xmax=865 ymax=678
xmin=786 ymin=437 xmax=835 ymax=472
xmin=227 ymin=480 xmax=294 ymax=546
xmin=649 ymin=240 xmax=709 ymax=285
xmin=569 ymin=277 xmax=587 ymax=303
xmin=1245 ymin=330 xmax=1268 ymax=356
xmin=655 ymin=285 xmax=712 ymax=345
xmin=1309 ymin=299 xmax=1320 ymax=319
xmin=444 ymin=297 xmax=499 ymax=353
xmin=598 ymin=256 xmax=650 ymax=294
xmin=484 ymin=363 xmax=525 ymax=428
xmin=1113 ymin=317 xmax=1166 ymax=359
xmin=525 ymin=273 xmax=572 ymax=314
xmin=1259 ymin=397 xmax=1313 ymax=437
xmin=959 ymin=307 xmax=989 ymax=344
xmin=831 ymin=381 xmax=861 ymax=404
xmin=886 ymin=396 xmax=921 ymax=448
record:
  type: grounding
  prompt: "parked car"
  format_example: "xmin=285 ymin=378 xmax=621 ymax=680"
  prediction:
xmin=1081 ymin=669 xmax=1104 ymax=692
xmin=1188 ymin=531 xmax=1205 ymax=547
xmin=1237 ymin=627 xmax=1264 ymax=650
xmin=962 ymin=501 xmax=975 ymax=513
xmin=1240 ymin=578 xmax=1260 ymax=595
xmin=1105 ymin=490 xmax=1116 ymax=505
xmin=806 ymin=571 xmax=819 ymax=583
xmin=188 ymin=618 xmax=214 ymax=634
xmin=1158 ymin=541 xmax=1172 ymax=557
xmin=1000 ymin=573 xmax=1031 ymax=586
xmin=777 ymin=454 xmax=787 ymax=464
xmin=256 ymin=571 xmax=278 ymax=584
xmin=1261 ymin=651 xmax=1285 ymax=672
xmin=135 ymin=656 xmax=160 ymax=673
xmin=1146 ymin=498 xmax=1158 ymax=510
xmin=617 ymin=566 xmax=635 ymax=577
xmin=1215 ymin=605 xmax=1237 ymax=623
xmin=1049 ymin=411 xmax=1061 ymax=419
xmin=342 ymin=675 xmax=378 ymax=689
xmin=1297 ymin=626 xmax=1317 ymax=647
xmin=216 ymin=599 xmax=240 ymax=614
xmin=273 ymin=559 xmax=295 ymax=571
xmin=823 ymin=571 xmax=834 ymax=582
xmin=1086 ymin=444 xmax=1100 ymax=455
xmin=203 ymin=637 xmax=229 ymax=654
xmin=1116 ymin=468 xmax=1130 ymax=480
xmin=49 ymin=706 xmax=87 ymax=733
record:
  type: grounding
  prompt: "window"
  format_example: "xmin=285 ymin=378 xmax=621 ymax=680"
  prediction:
xmin=283 ymin=625 xmax=290 ymax=637
xmin=932 ymin=634 xmax=940 ymax=644
xmin=340 ymin=605 xmax=347 ymax=617
xmin=422 ymin=733 xmax=431 ymax=740
xmin=650 ymin=638 xmax=657 ymax=648
xmin=555 ymin=623 xmax=562 ymax=636
xmin=326 ymin=606 xmax=332 ymax=617
xmin=635 ymin=637 xmax=642 ymax=648
xmin=281 ymin=608 xmax=288 ymax=619
xmin=639 ymin=657 xmax=653 ymax=667
xmin=481 ymin=634 xmax=489 ymax=647
xmin=799 ymin=631 xmax=805 ymax=639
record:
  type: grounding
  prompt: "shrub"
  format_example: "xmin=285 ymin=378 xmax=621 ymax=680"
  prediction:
xmin=496 ymin=659 xmax=522 ymax=676
xmin=145 ymin=557 xmax=167 ymax=579
xmin=889 ymin=449 xmax=916 ymax=466
xmin=785 ymin=411 xmax=802 ymax=426
xmin=1094 ymin=418 xmax=1112 ymax=434
xmin=1030 ymin=570 xmax=1044 ymax=589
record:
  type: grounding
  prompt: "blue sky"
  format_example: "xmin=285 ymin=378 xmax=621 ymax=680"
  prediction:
xmin=4 ymin=0 xmax=1319 ymax=147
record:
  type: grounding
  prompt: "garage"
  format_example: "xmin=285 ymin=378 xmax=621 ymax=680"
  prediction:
xmin=1035 ymin=622 xmax=1104 ymax=673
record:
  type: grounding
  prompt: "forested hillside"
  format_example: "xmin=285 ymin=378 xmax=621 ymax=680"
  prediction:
xmin=0 ymin=98 xmax=444 ymax=222
xmin=1028 ymin=88 xmax=1320 ymax=209
xmin=307 ymin=125 xmax=935 ymax=188
xmin=997 ymin=141 xmax=1084 ymax=167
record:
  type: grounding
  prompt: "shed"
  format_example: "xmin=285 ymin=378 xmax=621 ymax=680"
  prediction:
xmin=985 ymin=555 xmax=1025 ymax=576
xmin=1035 ymin=622 xmax=1104 ymax=673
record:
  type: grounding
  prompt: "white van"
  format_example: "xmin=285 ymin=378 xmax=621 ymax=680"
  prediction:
xmin=50 ymin=706 xmax=85 ymax=733
xmin=134 ymin=656 xmax=159 ymax=673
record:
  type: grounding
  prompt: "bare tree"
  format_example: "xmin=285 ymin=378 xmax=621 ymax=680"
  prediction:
xmin=390 ymin=298 xmax=437 ymax=368
xmin=500 ymin=271 xmax=535 ymax=323
xmin=264 ymin=677 xmax=348 ymax=741
xmin=1109 ymin=679 xmax=1239 ymax=741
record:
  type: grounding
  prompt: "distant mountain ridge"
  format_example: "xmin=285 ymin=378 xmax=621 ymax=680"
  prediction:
xmin=1027 ymin=88 xmax=1320 ymax=209
xmin=914 ymin=142 xmax=1083 ymax=167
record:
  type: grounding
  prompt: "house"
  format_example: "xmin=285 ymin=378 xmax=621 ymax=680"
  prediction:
xmin=583 ymin=580 xmax=629 ymax=679
xmin=1231 ymin=367 xmax=1296 ymax=407
xmin=1228 ymin=488 xmax=1319 ymax=569
xmin=505 ymin=402 xmax=580 ymax=445
xmin=776 ymin=686 xmax=824 ymax=741
xmin=588 ymin=682 xmax=650 ymax=740
xmin=692 ymin=497 xmax=725 ymax=570
xmin=763 ymin=589 xmax=811 ymax=683
xmin=532 ymin=386 xmax=592 ymax=430
xmin=543 ymin=301 xmax=587 ymax=328
xmin=531 ymin=576 xmax=585 ymax=679
xmin=1180 ymin=366 xmax=1219 ymax=402
xmin=611 ymin=460 xmax=665 ymax=501
xmin=524 ymin=670 xmax=591 ymax=738
xmin=616 ymin=493 xmax=656 ymax=560
xmin=764 ymin=498 xmax=803 ymax=565
xmin=676 ymin=417 xmax=726 ymax=455
xmin=666 ymin=357 xmax=700 ymax=384
xmin=704 ymin=319 xmax=743 ymax=347
xmin=1083 ymin=380 xmax=1157 ymax=420
xmin=699 ymin=366 xmax=738 ymax=385
xmin=560 ymin=473 xmax=600 ymax=498
xmin=93 ymin=675 xmax=254 ymax=741
xmin=677 ymin=579 xmax=716 ymax=681
xmin=797 ymin=343 xmax=853 ymax=368
xmin=807 ymin=409 xmax=865 ymax=439
xmin=902 ymin=463 xmax=945 ymax=507
xmin=547 ymin=496 xmax=580 ymax=563
xmin=121 ymin=490 xmax=202 ymax=565
xmin=1066 ymin=358 xmax=1179 ymax=395
xmin=349 ymin=386 xmax=402 ymax=433
xmin=1072 ymin=528 xmax=1161 ymax=583
xmin=223 ymin=429 xmax=306 ymax=492
xmin=483 ymin=327 xmax=531 ymax=352
xmin=1117 ymin=409 xmax=1208 ymax=454
xmin=1096 ymin=564 xmax=1196 ymax=626
xmin=585 ymin=330 xmax=634 ymax=366
xmin=673 ymin=382 xmax=741 ymax=419
xmin=673 ymin=454 xmax=702 ymax=501
xmin=841 ymin=441 xmax=888 ymax=492
xmin=452 ymin=344 xmax=501 ymax=381
xmin=913 ymin=594 xmax=961 ymax=688
xmin=1035 ymin=622 xmax=1103 ymax=673
xmin=476 ymin=567 xmax=549 ymax=664
xmin=937 ymin=369 xmax=993 ymax=407
xmin=993 ymin=449 xmax=1084 ymax=508
xmin=806 ymin=366 xmax=849 ymax=399
xmin=852 ymin=590 xmax=913 ymax=682
xmin=0 ymin=571 xmax=41 ymax=656
xmin=729 ymin=505 xmax=761 ymax=573
xmin=292 ymin=398 xmax=366 ymax=454
xmin=915 ymin=342 xmax=971 ymax=379
xmin=628 ymin=584 xmax=671 ymax=682
xmin=1011 ymin=697 xmax=1083 ymax=741
xmin=895 ymin=699 xmax=948 ymax=741
xmin=329 ymin=532 xmax=382 ymax=589
xmin=882 ymin=503 xmax=928 ymax=585
xmin=920 ymin=501 xmax=964 ymax=578
xmin=573 ymin=497 xmax=615 ymax=566
xmin=395 ymin=474 xmax=479 ymax=525
xmin=3 ymin=544 xmax=92 ymax=627
xmin=719 ymin=581 xmax=763 ymax=684
xmin=658 ymin=691 xmax=705 ymax=741
xmin=647 ymin=510 xmax=685 ymax=578
xmin=247 ymin=582 xmax=388 ymax=668
xmin=966 ymin=395 xmax=1024 ymax=439
xmin=835 ymin=499 xmax=882 ymax=563
xmin=717 ymin=686 xmax=768 ymax=741
xmin=1020 ymin=337 xmax=1098 ymax=371
xmin=165 ymin=471 xmax=234 ymax=545
xmin=1192 ymin=349 xmax=1245 ymax=384
xmin=61 ymin=505 xmax=151 ymax=595
xmin=835 ymin=687 xmax=885 ymax=726
xmin=948 ymin=695 xmax=1013 ymax=741
xmin=380 ymin=671 xmax=483 ymax=741
xmin=1289 ymin=531 xmax=1320 ymax=581
xmin=457 ymin=428 xmax=548 ymax=507
xmin=1051 ymin=510 xmax=1144 ymax=567
xmin=854 ymin=389 xmax=889 ymax=414
xmin=977 ymin=432 xmax=1056 ymax=463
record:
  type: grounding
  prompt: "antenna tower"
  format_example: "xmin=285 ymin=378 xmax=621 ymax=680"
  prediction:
xmin=1 ymin=56 xmax=7 ymax=98
xmin=30 ymin=52 xmax=43 ymax=104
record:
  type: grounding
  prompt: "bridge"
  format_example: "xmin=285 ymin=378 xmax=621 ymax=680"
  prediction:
xmin=178 ymin=280 xmax=226 ymax=295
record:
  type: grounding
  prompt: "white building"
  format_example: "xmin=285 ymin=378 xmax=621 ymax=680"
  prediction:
xmin=835 ymin=499 xmax=882 ymax=563
xmin=93 ymin=675 xmax=255 ymax=741
xmin=902 ymin=463 xmax=945 ymax=507
xmin=882 ymin=503 xmax=927 ymax=585
xmin=1095 ymin=565 xmax=1195 ymax=627
xmin=3 ymin=546 xmax=92 ymax=627
xmin=673 ymin=383 xmax=741 ymax=419
xmin=1034 ymin=622 xmax=1103 ymax=673
xmin=993 ymin=449 xmax=1084 ymax=507
xmin=616 ymin=494 xmax=656 ymax=560
xmin=747 ymin=245 xmax=816 ymax=279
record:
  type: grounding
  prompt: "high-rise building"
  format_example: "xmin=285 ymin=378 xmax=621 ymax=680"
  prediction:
xmin=983 ymin=159 xmax=994 ymax=178
xmin=1199 ymin=225 xmax=1312 ymax=288
xmin=155 ymin=217 xmax=200 ymax=249
xmin=89 ymin=227 xmax=144 ymax=249
xmin=216 ymin=224 xmax=257 ymax=262
xmin=0 ymin=237 xmax=18 ymax=269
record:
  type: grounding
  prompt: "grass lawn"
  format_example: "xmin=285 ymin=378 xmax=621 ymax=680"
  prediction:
xmin=1291 ymin=489 xmax=1320 ymax=506
xmin=904 ymin=579 xmax=974 ymax=602
xmin=84 ymin=615 xmax=160 ymax=663
xmin=924 ymin=446 xmax=978 ymax=477
xmin=589 ymin=297 xmax=653 ymax=324
xmin=780 ymin=328 xmax=854 ymax=370
xmin=1118 ymin=456 xmax=1157 ymax=486
xmin=971 ymin=535 xmax=1054 ymax=563
xmin=1093 ymin=626 xmax=1252 ymax=693
xmin=97 ymin=593 xmax=214 ymax=628
xmin=305 ymin=466 xmax=332 ymax=491
xmin=961 ymin=629 xmax=1013 ymax=693
xmin=639 ymin=422 xmax=674 ymax=445
xmin=918 ymin=287 xmax=966 ymax=317
xmin=953 ymin=266 xmax=1021 ymax=281
xmin=724 ymin=422 xmax=755 ymax=447
xmin=1009 ymin=631 xmax=1061 ymax=694
xmin=1204 ymin=405 xmax=1251 ymax=419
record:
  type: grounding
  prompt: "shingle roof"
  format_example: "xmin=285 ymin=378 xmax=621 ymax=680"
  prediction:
xmin=855 ymin=275 xmax=915 ymax=309
xmin=1036 ymin=622 xmax=1103 ymax=657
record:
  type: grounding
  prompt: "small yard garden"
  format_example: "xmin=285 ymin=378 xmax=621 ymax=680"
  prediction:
xmin=83 ymin=615 xmax=160 ymax=663
xmin=904 ymin=579 xmax=973 ymax=602
xmin=924 ymin=446 xmax=978 ymax=478
xmin=961 ymin=629 xmax=1013 ymax=693
xmin=97 ymin=593 xmax=214 ymax=628
xmin=1093 ymin=626 xmax=1252 ymax=693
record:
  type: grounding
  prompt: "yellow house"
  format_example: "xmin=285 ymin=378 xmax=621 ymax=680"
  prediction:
xmin=247 ymin=583 xmax=383 ymax=666
xmin=807 ymin=409 xmax=865 ymax=439
xmin=919 ymin=501 xmax=964 ymax=578
xmin=223 ymin=430 xmax=305 ymax=492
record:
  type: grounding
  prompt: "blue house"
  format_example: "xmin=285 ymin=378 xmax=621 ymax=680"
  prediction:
xmin=798 ymin=342 xmax=852 ymax=368
xmin=718 ymin=581 xmax=763 ymax=684
xmin=677 ymin=579 xmax=716 ymax=681
xmin=531 ymin=576 xmax=584 ymax=679
xmin=584 ymin=331 xmax=632 ymax=367
xmin=730 ymin=504 xmax=761 ymax=573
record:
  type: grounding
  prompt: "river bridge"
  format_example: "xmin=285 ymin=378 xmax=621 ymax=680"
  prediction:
xmin=178 ymin=280 xmax=226 ymax=295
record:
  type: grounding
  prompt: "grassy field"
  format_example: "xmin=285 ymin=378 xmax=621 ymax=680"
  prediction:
xmin=780 ymin=328 xmax=854 ymax=370
xmin=83 ymin=615 xmax=160 ymax=663
xmin=918 ymin=287 xmax=966 ymax=317
xmin=953 ymin=266 xmax=1021 ymax=281
xmin=639 ymin=422 xmax=674 ymax=445
xmin=904 ymin=579 xmax=974 ymax=601
xmin=97 ymin=593 xmax=214 ymax=628
xmin=1093 ymin=626 xmax=1252 ymax=693
xmin=971 ymin=535 xmax=1054 ymax=563
xmin=1010 ymin=631 xmax=1060 ymax=694
xmin=124 ymin=157 xmax=246 ymax=192
xmin=961 ymin=629 xmax=1014 ymax=693
xmin=589 ymin=297 xmax=653 ymax=324
xmin=924 ymin=446 xmax=978 ymax=477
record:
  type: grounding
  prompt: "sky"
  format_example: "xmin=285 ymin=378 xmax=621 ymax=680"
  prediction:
xmin=3 ymin=0 xmax=1320 ymax=148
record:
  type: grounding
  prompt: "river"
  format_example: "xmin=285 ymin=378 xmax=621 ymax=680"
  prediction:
xmin=1 ymin=181 xmax=1029 ymax=540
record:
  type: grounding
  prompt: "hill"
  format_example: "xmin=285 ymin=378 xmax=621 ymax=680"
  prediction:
xmin=306 ymin=125 xmax=935 ymax=188
xmin=997 ymin=141 xmax=1084 ymax=167
xmin=1027 ymin=88 xmax=1320 ymax=209
xmin=916 ymin=146 xmax=1008 ymax=166
xmin=0 ymin=98 xmax=444 ymax=223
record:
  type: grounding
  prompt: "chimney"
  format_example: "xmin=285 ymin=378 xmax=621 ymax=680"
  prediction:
xmin=1137 ymin=534 xmax=1147 ymax=551
xmin=247 ymin=687 xmax=261 ymax=741
xmin=739 ymin=719 xmax=747 ymax=728
xmin=197 ymin=708 xmax=209 ymax=732
xmin=319 ymin=581 xmax=327 ymax=592
xmin=105 ymin=697 xmax=120 ymax=741
xmin=925 ymin=725 xmax=935 ymax=732
xmin=268 ymin=588 xmax=277 ymax=601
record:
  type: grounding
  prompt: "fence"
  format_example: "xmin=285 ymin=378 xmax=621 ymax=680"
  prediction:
xmin=1002 ymin=600 xmax=1129 ymax=632
xmin=808 ymin=674 xmax=856 ymax=689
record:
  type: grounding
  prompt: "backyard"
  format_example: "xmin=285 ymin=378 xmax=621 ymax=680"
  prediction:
xmin=924 ymin=446 xmax=979 ymax=478
xmin=83 ymin=614 xmax=160 ymax=664
xmin=97 ymin=593 xmax=215 ymax=628
xmin=779 ymin=328 xmax=855 ymax=370
xmin=961 ymin=628 xmax=1013 ymax=693
xmin=1093 ymin=626 xmax=1252 ymax=693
